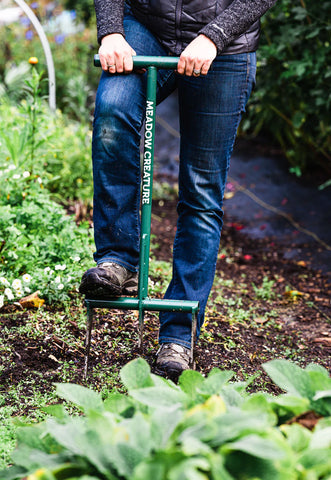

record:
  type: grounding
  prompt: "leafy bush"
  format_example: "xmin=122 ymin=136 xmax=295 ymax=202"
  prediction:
xmin=245 ymin=0 xmax=331 ymax=174
xmin=1 ymin=358 xmax=331 ymax=479
xmin=0 ymin=69 xmax=94 ymax=307
xmin=0 ymin=67 xmax=93 ymax=203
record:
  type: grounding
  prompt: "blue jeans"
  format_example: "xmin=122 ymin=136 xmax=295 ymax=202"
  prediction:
xmin=92 ymin=7 xmax=256 ymax=347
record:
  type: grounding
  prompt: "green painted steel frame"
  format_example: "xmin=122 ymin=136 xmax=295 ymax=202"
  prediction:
xmin=84 ymin=56 xmax=199 ymax=378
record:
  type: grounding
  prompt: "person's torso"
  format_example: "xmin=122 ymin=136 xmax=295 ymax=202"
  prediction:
xmin=129 ymin=0 xmax=260 ymax=54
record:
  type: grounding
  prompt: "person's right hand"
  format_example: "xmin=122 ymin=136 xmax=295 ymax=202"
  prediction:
xmin=98 ymin=33 xmax=136 ymax=74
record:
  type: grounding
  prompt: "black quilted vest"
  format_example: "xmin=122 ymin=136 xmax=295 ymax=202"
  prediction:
xmin=128 ymin=0 xmax=260 ymax=55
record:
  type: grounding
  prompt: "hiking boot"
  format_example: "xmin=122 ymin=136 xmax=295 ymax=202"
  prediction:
xmin=79 ymin=262 xmax=138 ymax=298
xmin=155 ymin=343 xmax=191 ymax=380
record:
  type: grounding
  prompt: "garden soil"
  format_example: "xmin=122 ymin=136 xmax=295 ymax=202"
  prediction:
xmin=0 ymin=197 xmax=330 ymax=409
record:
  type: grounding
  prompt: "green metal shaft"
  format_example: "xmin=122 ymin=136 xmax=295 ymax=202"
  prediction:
xmin=94 ymin=54 xmax=179 ymax=70
xmin=139 ymin=66 xmax=157 ymax=301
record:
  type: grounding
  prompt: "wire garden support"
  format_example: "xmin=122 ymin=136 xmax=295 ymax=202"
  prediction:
xmin=13 ymin=0 xmax=56 ymax=111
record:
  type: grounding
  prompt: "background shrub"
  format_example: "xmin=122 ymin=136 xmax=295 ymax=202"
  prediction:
xmin=244 ymin=0 xmax=331 ymax=174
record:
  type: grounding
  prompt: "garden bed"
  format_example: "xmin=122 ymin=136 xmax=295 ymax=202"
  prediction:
xmin=0 ymin=198 xmax=330 ymax=414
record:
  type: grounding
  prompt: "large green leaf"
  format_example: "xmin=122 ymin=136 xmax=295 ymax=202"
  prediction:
xmin=130 ymin=386 xmax=188 ymax=409
xmin=197 ymin=370 xmax=234 ymax=397
xmin=168 ymin=457 xmax=210 ymax=480
xmin=222 ymin=434 xmax=285 ymax=460
xmin=208 ymin=408 xmax=275 ymax=446
xmin=263 ymin=360 xmax=315 ymax=398
xmin=55 ymin=383 xmax=104 ymax=413
xmin=150 ymin=406 xmax=183 ymax=448
xmin=280 ymin=424 xmax=311 ymax=453
xmin=120 ymin=358 xmax=155 ymax=390
xmin=178 ymin=370 xmax=205 ymax=399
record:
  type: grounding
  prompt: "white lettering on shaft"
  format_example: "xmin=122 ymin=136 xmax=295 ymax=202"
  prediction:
xmin=142 ymin=101 xmax=154 ymax=205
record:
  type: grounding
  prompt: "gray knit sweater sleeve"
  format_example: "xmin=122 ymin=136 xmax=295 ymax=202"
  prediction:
xmin=94 ymin=0 xmax=125 ymax=44
xmin=200 ymin=0 xmax=277 ymax=53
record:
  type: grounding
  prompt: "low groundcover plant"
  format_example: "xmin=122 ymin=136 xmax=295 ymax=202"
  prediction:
xmin=1 ymin=358 xmax=331 ymax=480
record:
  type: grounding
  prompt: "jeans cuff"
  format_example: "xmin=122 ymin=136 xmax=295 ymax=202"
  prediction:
xmin=159 ymin=336 xmax=191 ymax=349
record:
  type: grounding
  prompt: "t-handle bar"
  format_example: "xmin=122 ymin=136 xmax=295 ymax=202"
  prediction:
xmin=93 ymin=54 xmax=179 ymax=70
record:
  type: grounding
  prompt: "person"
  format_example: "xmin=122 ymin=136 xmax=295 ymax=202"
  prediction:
xmin=79 ymin=0 xmax=277 ymax=379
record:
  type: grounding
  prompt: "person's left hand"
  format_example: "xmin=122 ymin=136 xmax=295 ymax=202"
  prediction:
xmin=177 ymin=34 xmax=217 ymax=77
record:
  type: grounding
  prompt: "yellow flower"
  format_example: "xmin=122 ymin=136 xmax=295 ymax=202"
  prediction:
xmin=28 ymin=56 xmax=38 ymax=65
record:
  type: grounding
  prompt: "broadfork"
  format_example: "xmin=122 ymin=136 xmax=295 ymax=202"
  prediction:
xmin=83 ymin=55 xmax=199 ymax=379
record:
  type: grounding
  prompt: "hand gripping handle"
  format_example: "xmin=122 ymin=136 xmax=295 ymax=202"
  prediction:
xmin=93 ymin=54 xmax=179 ymax=70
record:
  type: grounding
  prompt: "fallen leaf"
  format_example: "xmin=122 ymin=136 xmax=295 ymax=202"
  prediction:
xmin=284 ymin=290 xmax=304 ymax=298
xmin=19 ymin=291 xmax=45 ymax=309
xmin=313 ymin=338 xmax=331 ymax=346
xmin=253 ymin=317 xmax=269 ymax=324
xmin=48 ymin=354 xmax=61 ymax=363
xmin=296 ymin=260 xmax=307 ymax=267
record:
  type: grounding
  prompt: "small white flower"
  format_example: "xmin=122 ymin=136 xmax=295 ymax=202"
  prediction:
xmin=0 ymin=277 xmax=10 ymax=287
xmin=37 ymin=177 xmax=42 ymax=184
xmin=25 ymin=287 xmax=31 ymax=293
xmin=22 ymin=274 xmax=32 ymax=283
xmin=73 ymin=255 xmax=80 ymax=262
xmin=0 ymin=294 xmax=4 ymax=308
xmin=44 ymin=267 xmax=51 ymax=274
xmin=66 ymin=276 xmax=72 ymax=282
xmin=16 ymin=289 xmax=23 ymax=297
xmin=4 ymin=288 xmax=14 ymax=300
xmin=54 ymin=276 xmax=61 ymax=283
xmin=12 ymin=279 xmax=22 ymax=290
xmin=55 ymin=264 xmax=66 ymax=271
xmin=23 ymin=171 xmax=30 ymax=178
xmin=13 ymin=174 xmax=20 ymax=180
xmin=8 ymin=164 xmax=16 ymax=171
xmin=57 ymin=283 xmax=64 ymax=290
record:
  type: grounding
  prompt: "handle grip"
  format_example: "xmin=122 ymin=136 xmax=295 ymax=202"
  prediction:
xmin=94 ymin=54 xmax=179 ymax=69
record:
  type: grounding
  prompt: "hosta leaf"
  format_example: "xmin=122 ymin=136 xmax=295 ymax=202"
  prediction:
xmin=168 ymin=457 xmax=210 ymax=480
xmin=208 ymin=452 xmax=235 ymax=480
xmin=269 ymin=394 xmax=310 ymax=417
xmin=120 ymin=358 xmax=154 ymax=390
xmin=299 ymin=449 xmax=331 ymax=475
xmin=179 ymin=370 xmax=205 ymax=400
xmin=0 ymin=465 xmax=29 ymax=480
xmin=103 ymin=392 xmax=135 ymax=417
xmin=210 ymin=409 xmax=275 ymax=446
xmin=222 ymin=434 xmax=285 ymax=460
xmin=132 ymin=460 xmax=165 ymax=480
xmin=150 ymin=406 xmax=183 ymax=448
xmin=280 ymin=424 xmax=311 ymax=453
xmin=197 ymin=370 xmax=234 ymax=396
xmin=130 ymin=386 xmax=188 ymax=409
xmin=313 ymin=390 xmax=331 ymax=401
xmin=55 ymin=383 xmax=103 ymax=413
xmin=310 ymin=427 xmax=331 ymax=450
xmin=263 ymin=360 xmax=314 ymax=398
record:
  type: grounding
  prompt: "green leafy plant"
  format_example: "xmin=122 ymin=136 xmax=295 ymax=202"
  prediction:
xmin=2 ymin=358 xmax=331 ymax=479
xmin=0 ymin=66 xmax=94 ymax=307
xmin=244 ymin=0 xmax=331 ymax=173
